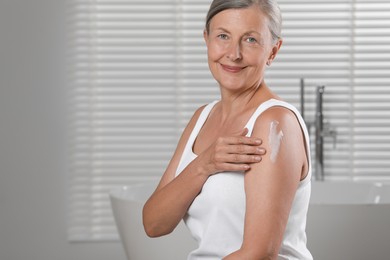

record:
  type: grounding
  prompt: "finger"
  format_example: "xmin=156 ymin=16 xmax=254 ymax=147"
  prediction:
xmin=224 ymin=154 xmax=263 ymax=164
xmin=224 ymin=136 xmax=262 ymax=146
xmin=225 ymin=144 xmax=266 ymax=155
xmin=217 ymin=162 xmax=252 ymax=172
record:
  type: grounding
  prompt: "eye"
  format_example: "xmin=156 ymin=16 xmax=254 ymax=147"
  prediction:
xmin=217 ymin=34 xmax=229 ymax=40
xmin=246 ymin=37 xmax=257 ymax=43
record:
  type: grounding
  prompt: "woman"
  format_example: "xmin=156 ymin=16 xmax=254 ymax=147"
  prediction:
xmin=143 ymin=0 xmax=313 ymax=259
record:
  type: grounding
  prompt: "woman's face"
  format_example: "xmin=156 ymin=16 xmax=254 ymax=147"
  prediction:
xmin=204 ymin=6 xmax=281 ymax=93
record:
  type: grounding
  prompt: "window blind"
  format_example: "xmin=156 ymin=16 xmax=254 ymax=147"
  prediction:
xmin=271 ymin=0 xmax=354 ymax=178
xmin=353 ymin=1 xmax=390 ymax=178
xmin=68 ymin=0 xmax=390 ymax=241
xmin=67 ymin=0 xmax=178 ymax=241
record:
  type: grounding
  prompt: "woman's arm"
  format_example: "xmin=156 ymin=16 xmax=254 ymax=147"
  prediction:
xmin=143 ymin=106 xmax=266 ymax=237
xmin=224 ymin=107 xmax=307 ymax=260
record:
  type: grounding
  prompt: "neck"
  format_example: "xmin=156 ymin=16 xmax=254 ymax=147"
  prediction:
xmin=218 ymin=81 xmax=271 ymax=121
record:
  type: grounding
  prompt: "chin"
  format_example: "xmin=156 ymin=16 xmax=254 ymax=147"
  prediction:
xmin=217 ymin=80 xmax=246 ymax=92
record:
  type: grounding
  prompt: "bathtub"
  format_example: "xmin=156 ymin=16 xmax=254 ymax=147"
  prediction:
xmin=307 ymin=180 xmax=390 ymax=260
xmin=109 ymin=182 xmax=196 ymax=260
xmin=110 ymin=180 xmax=390 ymax=260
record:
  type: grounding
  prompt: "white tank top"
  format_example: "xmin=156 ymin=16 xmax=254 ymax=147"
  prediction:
xmin=175 ymin=99 xmax=313 ymax=260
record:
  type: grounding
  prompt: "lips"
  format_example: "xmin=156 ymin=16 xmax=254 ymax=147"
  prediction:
xmin=220 ymin=64 xmax=246 ymax=73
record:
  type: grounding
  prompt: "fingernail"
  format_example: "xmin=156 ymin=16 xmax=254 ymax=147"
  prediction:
xmin=257 ymin=148 xmax=265 ymax=153
xmin=255 ymin=139 xmax=262 ymax=144
xmin=255 ymin=156 xmax=261 ymax=161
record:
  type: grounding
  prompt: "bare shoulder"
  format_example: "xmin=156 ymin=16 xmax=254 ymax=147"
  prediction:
xmin=171 ymin=104 xmax=208 ymax=149
xmin=252 ymin=105 xmax=303 ymax=142
xmin=251 ymin=105 xmax=306 ymax=170
xmin=253 ymin=105 xmax=301 ymax=132
xmin=186 ymin=105 xmax=208 ymax=131
xmin=169 ymin=104 xmax=208 ymax=160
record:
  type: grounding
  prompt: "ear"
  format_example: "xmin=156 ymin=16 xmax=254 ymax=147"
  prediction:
xmin=267 ymin=38 xmax=283 ymax=66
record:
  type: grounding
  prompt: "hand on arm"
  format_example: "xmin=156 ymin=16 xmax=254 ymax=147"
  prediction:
xmin=197 ymin=127 xmax=266 ymax=175
xmin=142 ymin=108 xmax=266 ymax=238
xmin=224 ymin=107 xmax=307 ymax=260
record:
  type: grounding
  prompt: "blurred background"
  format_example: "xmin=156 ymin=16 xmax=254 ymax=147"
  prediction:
xmin=0 ymin=0 xmax=389 ymax=259
xmin=0 ymin=0 xmax=126 ymax=259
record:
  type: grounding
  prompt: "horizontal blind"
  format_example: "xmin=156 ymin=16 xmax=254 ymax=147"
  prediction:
xmin=67 ymin=0 xmax=177 ymax=241
xmin=353 ymin=1 xmax=390 ymax=178
xmin=179 ymin=0 xmax=219 ymax=127
xmin=272 ymin=0 xmax=353 ymax=178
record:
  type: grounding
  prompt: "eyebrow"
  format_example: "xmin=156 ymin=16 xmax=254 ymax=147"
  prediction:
xmin=214 ymin=27 xmax=263 ymax=37
xmin=244 ymin=30 xmax=263 ymax=37
xmin=214 ymin=27 xmax=230 ymax=33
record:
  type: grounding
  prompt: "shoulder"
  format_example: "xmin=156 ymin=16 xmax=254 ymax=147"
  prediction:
xmin=185 ymin=104 xmax=208 ymax=132
xmin=251 ymin=104 xmax=306 ymax=164
xmin=252 ymin=104 xmax=301 ymax=136
xmin=175 ymin=103 xmax=211 ymax=149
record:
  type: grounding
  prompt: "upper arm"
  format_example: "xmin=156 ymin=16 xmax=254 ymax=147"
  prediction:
xmin=241 ymin=107 xmax=307 ymax=257
xmin=155 ymin=105 xmax=206 ymax=191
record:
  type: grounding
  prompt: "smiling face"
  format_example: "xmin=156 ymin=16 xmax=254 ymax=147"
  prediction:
xmin=204 ymin=5 xmax=281 ymax=94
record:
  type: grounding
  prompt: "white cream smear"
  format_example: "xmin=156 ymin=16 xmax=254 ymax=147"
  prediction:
xmin=268 ymin=121 xmax=284 ymax=163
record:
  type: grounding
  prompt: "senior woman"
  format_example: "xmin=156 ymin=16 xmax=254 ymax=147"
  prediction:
xmin=143 ymin=0 xmax=313 ymax=259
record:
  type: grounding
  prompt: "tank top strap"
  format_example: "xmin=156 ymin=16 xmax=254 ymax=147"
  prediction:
xmin=189 ymin=100 xmax=218 ymax=141
xmin=244 ymin=99 xmax=300 ymax=136
xmin=182 ymin=100 xmax=219 ymax=156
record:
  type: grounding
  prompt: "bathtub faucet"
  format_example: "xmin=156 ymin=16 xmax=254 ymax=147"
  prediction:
xmin=300 ymin=79 xmax=337 ymax=181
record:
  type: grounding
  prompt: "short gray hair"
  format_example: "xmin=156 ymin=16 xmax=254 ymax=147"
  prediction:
xmin=205 ymin=0 xmax=282 ymax=43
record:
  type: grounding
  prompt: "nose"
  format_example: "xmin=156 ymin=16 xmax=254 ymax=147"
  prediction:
xmin=226 ymin=41 xmax=242 ymax=61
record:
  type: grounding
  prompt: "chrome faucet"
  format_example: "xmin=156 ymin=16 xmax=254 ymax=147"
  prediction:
xmin=300 ymin=79 xmax=336 ymax=181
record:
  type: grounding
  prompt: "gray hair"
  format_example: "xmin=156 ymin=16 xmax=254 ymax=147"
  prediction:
xmin=205 ymin=0 xmax=282 ymax=43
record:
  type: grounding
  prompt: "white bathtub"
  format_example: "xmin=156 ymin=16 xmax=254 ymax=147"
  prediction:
xmin=109 ymin=182 xmax=196 ymax=260
xmin=307 ymin=180 xmax=390 ymax=260
xmin=110 ymin=180 xmax=390 ymax=260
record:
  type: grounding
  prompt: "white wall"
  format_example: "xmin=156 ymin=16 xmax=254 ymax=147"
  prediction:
xmin=0 ymin=0 xmax=126 ymax=259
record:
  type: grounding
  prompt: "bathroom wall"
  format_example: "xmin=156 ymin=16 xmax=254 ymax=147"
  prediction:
xmin=0 ymin=0 xmax=126 ymax=259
